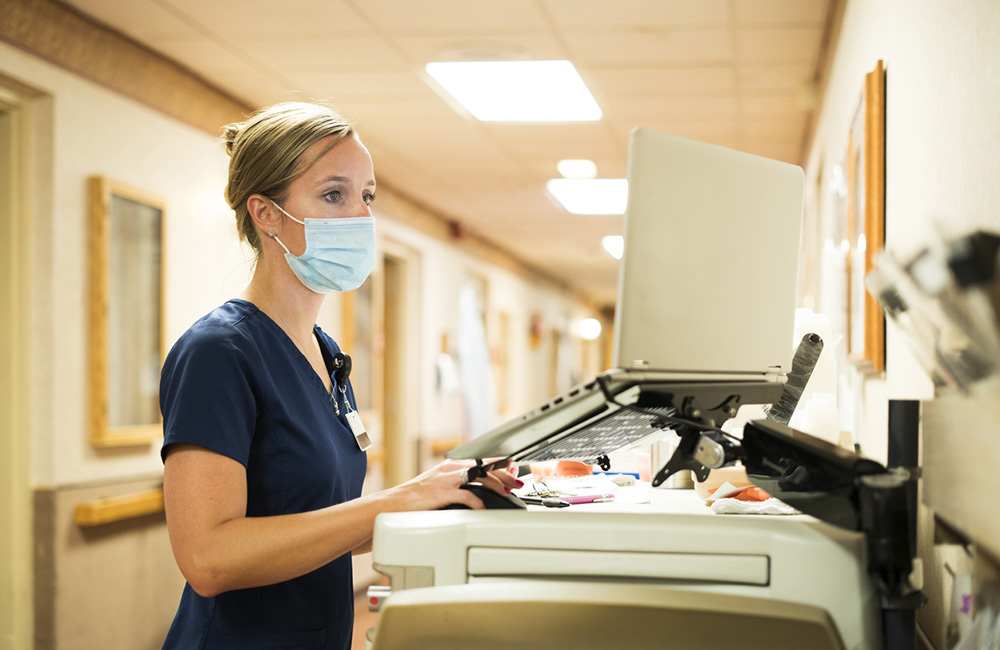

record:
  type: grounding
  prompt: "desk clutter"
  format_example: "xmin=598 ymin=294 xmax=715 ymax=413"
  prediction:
xmin=514 ymin=461 xmax=801 ymax=515
xmin=513 ymin=472 xmax=648 ymax=508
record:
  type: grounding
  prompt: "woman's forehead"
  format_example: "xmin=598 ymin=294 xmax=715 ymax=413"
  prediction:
xmin=296 ymin=135 xmax=374 ymax=185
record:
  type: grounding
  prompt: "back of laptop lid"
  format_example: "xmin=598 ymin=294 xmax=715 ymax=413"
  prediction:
xmin=612 ymin=128 xmax=804 ymax=374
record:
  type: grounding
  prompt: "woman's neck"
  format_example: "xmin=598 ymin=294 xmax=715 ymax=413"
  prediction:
xmin=242 ymin=262 xmax=324 ymax=341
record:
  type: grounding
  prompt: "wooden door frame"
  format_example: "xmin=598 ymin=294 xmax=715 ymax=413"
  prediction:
xmin=0 ymin=80 xmax=40 ymax=650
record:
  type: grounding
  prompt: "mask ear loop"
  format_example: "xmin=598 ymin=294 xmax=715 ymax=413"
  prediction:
xmin=268 ymin=198 xmax=306 ymax=225
xmin=268 ymin=229 xmax=291 ymax=255
xmin=266 ymin=198 xmax=303 ymax=255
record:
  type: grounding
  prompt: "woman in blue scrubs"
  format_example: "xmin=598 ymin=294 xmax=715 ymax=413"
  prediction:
xmin=159 ymin=101 xmax=518 ymax=649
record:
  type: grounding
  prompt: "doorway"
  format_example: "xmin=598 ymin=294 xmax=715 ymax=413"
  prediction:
xmin=0 ymin=84 xmax=35 ymax=650
xmin=379 ymin=242 xmax=419 ymax=487
xmin=382 ymin=255 xmax=403 ymax=484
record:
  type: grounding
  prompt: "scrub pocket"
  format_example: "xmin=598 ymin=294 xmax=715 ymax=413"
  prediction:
xmin=207 ymin=628 xmax=326 ymax=649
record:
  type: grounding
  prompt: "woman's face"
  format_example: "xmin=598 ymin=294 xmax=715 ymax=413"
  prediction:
xmin=272 ymin=133 xmax=376 ymax=256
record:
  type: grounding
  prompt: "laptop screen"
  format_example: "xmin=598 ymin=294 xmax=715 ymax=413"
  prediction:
xmin=612 ymin=128 xmax=805 ymax=375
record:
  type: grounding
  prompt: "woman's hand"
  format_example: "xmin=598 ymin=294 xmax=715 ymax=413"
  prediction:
xmin=387 ymin=458 xmax=522 ymax=511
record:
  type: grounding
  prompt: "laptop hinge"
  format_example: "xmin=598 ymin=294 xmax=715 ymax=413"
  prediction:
xmin=765 ymin=366 xmax=786 ymax=383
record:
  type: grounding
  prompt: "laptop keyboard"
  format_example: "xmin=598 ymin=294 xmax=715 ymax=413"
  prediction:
xmin=515 ymin=404 xmax=676 ymax=463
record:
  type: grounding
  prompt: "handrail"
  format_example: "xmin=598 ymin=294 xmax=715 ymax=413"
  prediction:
xmin=73 ymin=488 xmax=164 ymax=526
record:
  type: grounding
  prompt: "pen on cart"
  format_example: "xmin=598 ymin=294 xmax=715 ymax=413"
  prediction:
xmin=560 ymin=493 xmax=616 ymax=505
xmin=519 ymin=495 xmax=570 ymax=508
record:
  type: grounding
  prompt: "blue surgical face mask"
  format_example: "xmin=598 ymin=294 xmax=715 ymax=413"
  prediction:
xmin=267 ymin=200 xmax=376 ymax=294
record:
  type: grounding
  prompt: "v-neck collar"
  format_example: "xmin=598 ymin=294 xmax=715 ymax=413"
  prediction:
xmin=233 ymin=299 xmax=336 ymax=398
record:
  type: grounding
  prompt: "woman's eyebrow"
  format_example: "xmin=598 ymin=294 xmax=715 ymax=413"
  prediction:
xmin=316 ymin=176 xmax=376 ymax=188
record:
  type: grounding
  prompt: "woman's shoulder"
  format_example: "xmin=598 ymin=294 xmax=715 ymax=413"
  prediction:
xmin=170 ymin=300 xmax=266 ymax=358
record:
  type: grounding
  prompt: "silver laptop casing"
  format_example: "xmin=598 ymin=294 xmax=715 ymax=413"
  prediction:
xmin=450 ymin=129 xmax=804 ymax=463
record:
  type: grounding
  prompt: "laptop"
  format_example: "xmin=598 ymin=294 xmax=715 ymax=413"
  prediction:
xmin=448 ymin=127 xmax=805 ymax=465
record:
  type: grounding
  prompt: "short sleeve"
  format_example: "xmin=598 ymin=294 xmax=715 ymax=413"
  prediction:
xmin=159 ymin=319 xmax=262 ymax=466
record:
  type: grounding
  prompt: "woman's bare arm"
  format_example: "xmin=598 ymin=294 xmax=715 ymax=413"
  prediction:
xmin=163 ymin=444 xmax=516 ymax=596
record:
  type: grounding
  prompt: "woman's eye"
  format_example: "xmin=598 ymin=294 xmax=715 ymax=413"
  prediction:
xmin=363 ymin=193 xmax=376 ymax=205
xmin=324 ymin=190 xmax=342 ymax=202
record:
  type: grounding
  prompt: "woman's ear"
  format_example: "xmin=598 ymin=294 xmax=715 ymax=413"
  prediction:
xmin=247 ymin=194 xmax=281 ymax=235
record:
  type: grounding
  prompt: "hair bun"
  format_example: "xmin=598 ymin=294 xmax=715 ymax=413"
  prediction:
xmin=220 ymin=122 xmax=242 ymax=156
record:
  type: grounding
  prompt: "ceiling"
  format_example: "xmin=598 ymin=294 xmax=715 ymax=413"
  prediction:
xmin=62 ymin=0 xmax=833 ymax=308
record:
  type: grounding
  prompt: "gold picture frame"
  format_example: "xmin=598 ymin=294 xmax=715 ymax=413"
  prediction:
xmin=89 ymin=177 xmax=166 ymax=447
xmin=845 ymin=60 xmax=886 ymax=372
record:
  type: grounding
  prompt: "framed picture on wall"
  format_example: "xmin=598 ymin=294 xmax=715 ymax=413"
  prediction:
xmin=845 ymin=60 xmax=886 ymax=372
xmin=88 ymin=177 xmax=165 ymax=447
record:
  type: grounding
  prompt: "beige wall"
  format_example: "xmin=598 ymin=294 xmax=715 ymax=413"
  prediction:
xmin=803 ymin=0 xmax=1000 ymax=457
xmin=33 ymin=478 xmax=184 ymax=650
xmin=0 ymin=40 xmax=241 ymax=488
xmin=802 ymin=1 xmax=1000 ymax=647
xmin=0 ymin=35 xmax=249 ymax=650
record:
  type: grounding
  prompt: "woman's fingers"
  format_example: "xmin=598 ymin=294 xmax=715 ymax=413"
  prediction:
xmin=470 ymin=469 xmax=523 ymax=496
xmin=402 ymin=458 xmax=524 ymax=509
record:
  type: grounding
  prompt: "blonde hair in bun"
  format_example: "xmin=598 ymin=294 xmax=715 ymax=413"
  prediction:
xmin=222 ymin=101 xmax=355 ymax=254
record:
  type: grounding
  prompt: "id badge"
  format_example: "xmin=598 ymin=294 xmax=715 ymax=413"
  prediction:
xmin=346 ymin=410 xmax=372 ymax=452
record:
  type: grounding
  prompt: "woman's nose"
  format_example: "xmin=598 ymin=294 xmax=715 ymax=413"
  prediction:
xmin=354 ymin=196 xmax=373 ymax=218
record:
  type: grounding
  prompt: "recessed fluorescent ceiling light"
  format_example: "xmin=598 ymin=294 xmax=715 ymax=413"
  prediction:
xmin=602 ymin=235 xmax=624 ymax=260
xmin=557 ymin=159 xmax=598 ymax=179
xmin=546 ymin=178 xmax=628 ymax=215
xmin=425 ymin=60 xmax=602 ymax=122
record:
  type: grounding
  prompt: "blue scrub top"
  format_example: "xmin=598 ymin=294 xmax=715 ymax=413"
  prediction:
xmin=159 ymin=299 xmax=367 ymax=650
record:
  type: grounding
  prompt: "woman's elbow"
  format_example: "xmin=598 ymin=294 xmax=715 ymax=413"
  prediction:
xmin=187 ymin=576 xmax=224 ymax=599
xmin=175 ymin=551 xmax=229 ymax=598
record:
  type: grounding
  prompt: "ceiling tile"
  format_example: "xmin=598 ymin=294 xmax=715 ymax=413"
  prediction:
xmin=343 ymin=95 xmax=461 ymax=119
xmin=240 ymin=35 xmax=408 ymax=69
xmin=735 ymin=27 xmax=825 ymax=63
xmin=350 ymin=0 xmax=548 ymax=32
xmin=565 ymin=29 xmax=732 ymax=65
xmin=603 ymin=96 xmax=739 ymax=125
xmin=345 ymin=100 xmax=492 ymax=152
xmin=737 ymin=138 xmax=802 ymax=163
xmin=401 ymin=151 xmax=529 ymax=187
xmin=186 ymin=67 xmax=299 ymax=108
xmin=63 ymin=0 xmax=200 ymax=39
xmin=480 ymin=123 xmax=624 ymax=160
xmin=164 ymin=0 xmax=372 ymax=37
xmin=142 ymin=35 xmax=262 ymax=78
xmin=742 ymin=116 xmax=808 ymax=138
xmin=738 ymin=64 xmax=815 ymax=90
xmin=389 ymin=32 xmax=566 ymax=65
xmin=740 ymin=92 xmax=806 ymax=117
xmin=462 ymin=181 xmax=556 ymax=211
xmin=659 ymin=124 xmax=739 ymax=148
xmin=283 ymin=70 xmax=431 ymax=100
xmin=543 ymin=0 xmax=729 ymax=29
xmin=520 ymin=153 xmax=628 ymax=181
xmin=734 ymin=0 xmax=830 ymax=25
xmin=583 ymin=66 xmax=736 ymax=97
xmin=604 ymin=120 xmax=740 ymax=149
